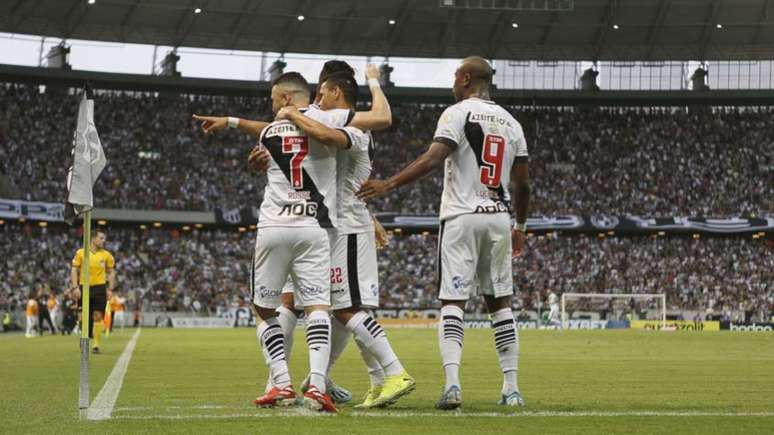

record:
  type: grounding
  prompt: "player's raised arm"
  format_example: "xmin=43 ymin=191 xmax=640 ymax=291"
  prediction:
xmin=276 ymin=106 xmax=351 ymax=149
xmin=357 ymin=140 xmax=454 ymax=200
xmin=348 ymin=64 xmax=392 ymax=132
xmin=510 ymin=160 xmax=530 ymax=258
xmin=192 ymin=114 xmax=269 ymax=139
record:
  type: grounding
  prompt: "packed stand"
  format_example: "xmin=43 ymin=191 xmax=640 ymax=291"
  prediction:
xmin=2 ymin=83 xmax=773 ymax=217
xmin=1 ymin=225 xmax=771 ymax=321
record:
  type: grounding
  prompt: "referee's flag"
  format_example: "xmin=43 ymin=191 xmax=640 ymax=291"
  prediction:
xmin=65 ymin=89 xmax=106 ymax=224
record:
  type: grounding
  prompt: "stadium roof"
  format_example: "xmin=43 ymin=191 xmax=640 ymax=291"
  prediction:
xmin=2 ymin=0 xmax=773 ymax=61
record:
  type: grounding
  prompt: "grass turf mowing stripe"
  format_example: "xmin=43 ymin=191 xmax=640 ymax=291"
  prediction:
xmin=86 ymin=328 xmax=142 ymax=421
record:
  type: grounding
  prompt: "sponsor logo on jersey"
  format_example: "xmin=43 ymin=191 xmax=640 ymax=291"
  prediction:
xmin=469 ymin=113 xmax=512 ymax=127
xmin=370 ymin=283 xmax=378 ymax=297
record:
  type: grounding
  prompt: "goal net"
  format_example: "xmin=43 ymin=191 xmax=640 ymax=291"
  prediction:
xmin=559 ymin=293 xmax=667 ymax=330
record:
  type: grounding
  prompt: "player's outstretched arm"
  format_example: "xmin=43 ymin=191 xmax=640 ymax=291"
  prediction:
xmin=349 ymin=64 xmax=392 ymax=132
xmin=276 ymin=106 xmax=350 ymax=149
xmin=192 ymin=114 xmax=269 ymax=139
xmin=357 ymin=141 xmax=453 ymax=200
xmin=510 ymin=162 xmax=530 ymax=258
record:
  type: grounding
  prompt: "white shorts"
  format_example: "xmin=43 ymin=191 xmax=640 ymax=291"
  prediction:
xmin=437 ymin=213 xmax=513 ymax=301
xmin=251 ymin=227 xmax=331 ymax=309
xmin=282 ymin=231 xmax=379 ymax=310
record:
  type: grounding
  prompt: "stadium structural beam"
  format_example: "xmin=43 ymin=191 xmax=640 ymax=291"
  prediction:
xmin=332 ymin=2 xmax=360 ymax=46
xmin=226 ymin=0 xmax=266 ymax=49
xmin=485 ymin=10 xmax=512 ymax=60
xmin=278 ymin=0 xmax=312 ymax=54
xmin=173 ymin=0 xmax=208 ymax=49
xmin=538 ymin=11 xmax=559 ymax=53
xmin=6 ymin=0 xmax=28 ymax=32
xmin=752 ymin=0 xmax=770 ymax=46
xmin=592 ymin=0 xmax=617 ymax=60
xmin=120 ymin=0 xmax=144 ymax=41
xmin=384 ymin=0 xmax=412 ymax=57
xmin=698 ymin=0 xmax=722 ymax=60
xmin=436 ymin=8 xmax=461 ymax=58
xmin=645 ymin=0 xmax=672 ymax=60
xmin=62 ymin=0 xmax=89 ymax=39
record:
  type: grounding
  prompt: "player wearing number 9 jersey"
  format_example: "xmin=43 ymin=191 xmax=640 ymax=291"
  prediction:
xmin=358 ymin=56 xmax=530 ymax=411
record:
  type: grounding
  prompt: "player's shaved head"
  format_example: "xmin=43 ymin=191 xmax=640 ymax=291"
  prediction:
xmin=271 ymin=71 xmax=310 ymax=113
xmin=452 ymin=56 xmax=493 ymax=101
xmin=459 ymin=56 xmax=493 ymax=85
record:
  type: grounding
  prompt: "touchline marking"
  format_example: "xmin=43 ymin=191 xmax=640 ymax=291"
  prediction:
xmin=111 ymin=410 xmax=774 ymax=420
xmin=86 ymin=329 xmax=142 ymax=421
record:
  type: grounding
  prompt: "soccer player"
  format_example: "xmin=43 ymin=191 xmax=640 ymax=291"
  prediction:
xmin=358 ymin=56 xmax=530 ymax=410
xmin=25 ymin=291 xmax=38 ymax=338
xmin=47 ymin=290 xmax=61 ymax=334
xmin=71 ymin=229 xmax=116 ymax=354
xmin=274 ymin=71 xmax=415 ymax=409
xmin=247 ymin=72 xmax=364 ymax=413
xmin=547 ymin=290 xmax=561 ymax=326
xmin=111 ymin=291 xmax=127 ymax=331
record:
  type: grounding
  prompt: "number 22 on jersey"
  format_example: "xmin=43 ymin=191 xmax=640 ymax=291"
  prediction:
xmin=282 ymin=136 xmax=309 ymax=189
xmin=480 ymin=134 xmax=505 ymax=187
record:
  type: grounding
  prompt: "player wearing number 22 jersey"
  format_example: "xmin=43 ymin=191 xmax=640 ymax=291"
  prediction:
xmin=358 ymin=56 xmax=530 ymax=411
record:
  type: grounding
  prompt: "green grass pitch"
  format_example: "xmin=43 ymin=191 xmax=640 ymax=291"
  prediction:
xmin=2 ymin=328 xmax=773 ymax=434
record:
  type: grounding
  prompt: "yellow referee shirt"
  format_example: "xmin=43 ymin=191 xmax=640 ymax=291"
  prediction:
xmin=72 ymin=248 xmax=115 ymax=286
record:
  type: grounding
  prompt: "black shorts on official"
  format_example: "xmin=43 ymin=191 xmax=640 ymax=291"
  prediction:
xmin=79 ymin=284 xmax=107 ymax=339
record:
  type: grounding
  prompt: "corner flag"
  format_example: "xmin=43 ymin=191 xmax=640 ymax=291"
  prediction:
xmin=65 ymin=86 xmax=107 ymax=416
xmin=66 ymin=89 xmax=106 ymax=223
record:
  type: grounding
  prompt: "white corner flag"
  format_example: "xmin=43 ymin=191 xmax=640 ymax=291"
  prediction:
xmin=66 ymin=90 xmax=106 ymax=223
xmin=65 ymin=87 xmax=107 ymax=417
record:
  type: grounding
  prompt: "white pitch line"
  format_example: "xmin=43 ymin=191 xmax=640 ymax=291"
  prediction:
xmin=111 ymin=410 xmax=774 ymax=420
xmin=86 ymin=328 xmax=142 ymax=421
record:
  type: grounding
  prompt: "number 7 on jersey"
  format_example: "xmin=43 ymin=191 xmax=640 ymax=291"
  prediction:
xmin=282 ymin=136 xmax=309 ymax=189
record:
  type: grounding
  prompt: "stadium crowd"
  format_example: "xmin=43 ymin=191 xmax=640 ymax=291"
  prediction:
xmin=1 ymin=225 xmax=771 ymax=323
xmin=2 ymin=83 xmax=772 ymax=217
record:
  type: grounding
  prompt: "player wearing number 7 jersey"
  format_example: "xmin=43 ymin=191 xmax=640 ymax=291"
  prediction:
xmin=358 ymin=56 xmax=530 ymax=411
xmin=250 ymin=72 xmax=359 ymax=414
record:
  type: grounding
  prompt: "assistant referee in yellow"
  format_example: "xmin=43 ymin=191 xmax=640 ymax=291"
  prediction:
xmin=71 ymin=229 xmax=115 ymax=354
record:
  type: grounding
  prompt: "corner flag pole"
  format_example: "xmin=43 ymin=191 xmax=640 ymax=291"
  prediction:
xmin=66 ymin=81 xmax=106 ymax=417
xmin=79 ymin=211 xmax=92 ymax=414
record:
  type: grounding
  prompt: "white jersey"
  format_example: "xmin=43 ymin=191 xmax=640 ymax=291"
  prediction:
xmin=257 ymin=107 xmax=351 ymax=229
xmin=336 ymin=128 xmax=375 ymax=234
xmin=433 ymin=97 xmax=528 ymax=222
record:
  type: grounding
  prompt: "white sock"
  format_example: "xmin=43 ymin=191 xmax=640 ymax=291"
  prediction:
xmin=305 ymin=310 xmax=331 ymax=392
xmin=256 ymin=318 xmax=290 ymax=388
xmin=355 ymin=338 xmax=385 ymax=386
xmin=492 ymin=308 xmax=519 ymax=394
xmin=346 ymin=311 xmax=404 ymax=377
xmin=275 ymin=306 xmax=298 ymax=362
xmin=439 ymin=305 xmax=464 ymax=390
xmin=327 ymin=317 xmax=351 ymax=376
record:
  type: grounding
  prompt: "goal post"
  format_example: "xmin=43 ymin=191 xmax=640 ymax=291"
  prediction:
xmin=560 ymin=293 xmax=666 ymax=330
